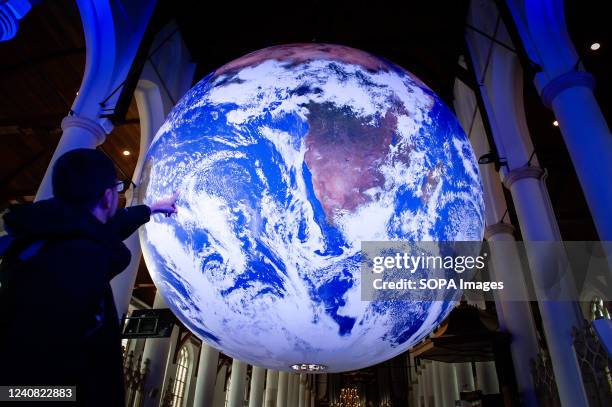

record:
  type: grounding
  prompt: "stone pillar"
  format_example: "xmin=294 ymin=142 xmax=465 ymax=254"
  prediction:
xmin=212 ymin=363 xmax=228 ymax=407
xmin=227 ymin=359 xmax=247 ymax=407
xmin=431 ymin=362 xmax=443 ymax=407
xmin=484 ymin=223 xmax=539 ymax=405
xmin=193 ymin=343 xmax=219 ymax=407
xmin=540 ymin=72 xmax=612 ymax=240
xmin=276 ymin=371 xmax=288 ymax=407
xmin=0 ymin=0 xmax=32 ymax=42
xmin=424 ymin=362 xmax=435 ymax=407
xmin=111 ymin=22 xmax=196 ymax=321
xmin=291 ymin=374 xmax=300 ymax=407
xmin=36 ymin=115 xmax=109 ymax=202
xmin=316 ymin=373 xmax=327 ymax=401
xmin=298 ymin=373 xmax=306 ymax=407
xmin=287 ymin=373 xmax=295 ymax=407
xmin=307 ymin=375 xmax=314 ymax=406
xmin=439 ymin=363 xmax=458 ymax=407
xmin=453 ymin=43 xmax=540 ymax=406
xmin=108 ymin=74 xmax=163 ymax=321
xmin=141 ymin=293 xmax=176 ymax=407
xmin=412 ymin=372 xmax=421 ymax=407
xmin=455 ymin=362 xmax=474 ymax=394
xmin=286 ymin=374 xmax=293 ymax=407
xmin=503 ymin=167 xmax=588 ymax=405
xmin=419 ymin=364 xmax=428 ymax=407
xmin=264 ymin=370 xmax=278 ymax=407
xmin=462 ymin=3 xmax=591 ymax=402
xmin=475 ymin=361 xmax=498 ymax=395
xmin=304 ymin=382 xmax=311 ymax=407
xmin=509 ymin=0 xmax=612 ymax=242
xmin=419 ymin=368 xmax=426 ymax=407
xmin=35 ymin=0 xmax=156 ymax=202
xmin=161 ymin=329 xmax=181 ymax=403
xmin=248 ymin=366 xmax=266 ymax=407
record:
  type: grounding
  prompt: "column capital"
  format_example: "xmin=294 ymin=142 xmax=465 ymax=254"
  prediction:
xmin=503 ymin=166 xmax=545 ymax=189
xmin=61 ymin=114 xmax=109 ymax=145
xmin=0 ymin=0 xmax=32 ymax=42
xmin=0 ymin=4 xmax=18 ymax=42
xmin=484 ymin=222 xmax=515 ymax=240
xmin=541 ymin=70 xmax=595 ymax=108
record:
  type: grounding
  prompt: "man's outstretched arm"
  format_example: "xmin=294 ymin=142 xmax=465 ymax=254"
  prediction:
xmin=110 ymin=192 xmax=179 ymax=240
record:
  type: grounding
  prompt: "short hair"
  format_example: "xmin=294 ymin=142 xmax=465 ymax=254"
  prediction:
xmin=52 ymin=148 xmax=117 ymax=209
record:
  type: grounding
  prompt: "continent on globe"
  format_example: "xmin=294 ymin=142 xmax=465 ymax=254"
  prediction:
xmin=139 ymin=43 xmax=484 ymax=373
xmin=304 ymin=101 xmax=398 ymax=217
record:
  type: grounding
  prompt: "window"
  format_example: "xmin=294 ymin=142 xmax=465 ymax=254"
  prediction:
xmin=171 ymin=346 xmax=190 ymax=407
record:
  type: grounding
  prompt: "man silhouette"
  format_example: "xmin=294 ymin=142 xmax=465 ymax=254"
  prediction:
xmin=0 ymin=148 xmax=179 ymax=406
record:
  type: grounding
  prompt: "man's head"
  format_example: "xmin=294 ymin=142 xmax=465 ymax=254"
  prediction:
xmin=52 ymin=148 xmax=120 ymax=222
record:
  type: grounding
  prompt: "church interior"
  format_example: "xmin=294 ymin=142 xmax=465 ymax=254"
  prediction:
xmin=0 ymin=0 xmax=610 ymax=406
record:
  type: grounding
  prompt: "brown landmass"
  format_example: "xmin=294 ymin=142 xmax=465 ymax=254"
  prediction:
xmin=216 ymin=43 xmax=386 ymax=76
xmin=214 ymin=43 xmax=425 ymax=87
xmin=303 ymin=102 xmax=402 ymax=218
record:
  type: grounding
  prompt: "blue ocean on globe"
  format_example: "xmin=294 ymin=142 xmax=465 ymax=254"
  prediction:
xmin=139 ymin=44 xmax=484 ymax=372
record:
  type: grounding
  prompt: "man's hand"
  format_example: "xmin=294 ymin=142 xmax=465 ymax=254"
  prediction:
xmin=149 ymin=191 xmax=179 ymax=217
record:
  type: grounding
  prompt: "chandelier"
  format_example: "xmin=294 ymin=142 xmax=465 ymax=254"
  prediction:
xmin=330 ymin=387 xmax=361 ymax=407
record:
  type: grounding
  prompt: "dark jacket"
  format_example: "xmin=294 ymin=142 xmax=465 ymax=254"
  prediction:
xmin=0 ymin=198 xmax=150 ymax=406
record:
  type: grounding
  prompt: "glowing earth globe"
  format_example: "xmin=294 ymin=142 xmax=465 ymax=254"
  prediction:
xmin=139 ymin=44 xmax=484 ymax=372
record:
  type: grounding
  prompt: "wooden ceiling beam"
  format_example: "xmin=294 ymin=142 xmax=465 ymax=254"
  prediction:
xmin=0 ymin=47 xmax=85 ymax=74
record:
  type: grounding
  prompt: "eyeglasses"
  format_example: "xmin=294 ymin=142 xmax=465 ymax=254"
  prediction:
xmin=114 ymin=180 xmax=137 ymax=193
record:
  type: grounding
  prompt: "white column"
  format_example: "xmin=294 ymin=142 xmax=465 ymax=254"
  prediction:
xmin=453 ymin=52 xmax=540 ymax=407
xmin=248 ymin=366 xmax=266 ymax=407
xmin=34 ymin=0 xmax=155 ymax=201
xmin=424 ymin=362 xmax=435 ymax=407
xmin=287 ymin=373 xmax=295 ymax=407
xmin=304 ymin=382 xmax=311 ymax=407
xmin=503 ymin=167 xmax=588 ymax=405
xmin=511 ymin=0 xmax=612 ymax=241
xmin=439 ymin=363 xmax=458 ymax=407
xmin=293 ymin=374 xmax=300 ymax=406
xmin=111 ymin=23 xmax=196 ymax=320
xmin=419 ymin=364 xmax=429 ymax=407
xmin=227 ymin=359 xmax=247 ymax=407
xmin=475 ymin=361 xmax=498 ymax=395
xmin=36 ymin=115 xmax=109 ymax=202
xmin=141 ymin=293 xmax=176 ymax=407
xmin=109 ymin=76 xmax=163 ymax=320
xmin=412 ymin=373 xmax=421 ymax=407
xmin=193 ymin=343 xmax=219 ymax=406
xmin=454 ymin=362 xmax=474 ymax=393
xmin=541 ymin=73 xmax=612 ymax=240
xmin=0 ymin=0 xmax=32 ymax=42
xmin=431 ymin=362 xmax=443 ymax=407
xmin=276 ymin=371 xmax=288 ymax=407
xmin=309 ymin=375 xmax=316 ymax=407
xmin=485 ymin=223 xmax=539 ymax=405
xmin=463 ymin=4 xmax=590 ymax=403
xmin=316 ymin=373 xmax=327 ymax=401
xmin=212 ymin=363 xmax=228 ymax=407
xmin=298 ymin=373 xmax=306 ymax=407
xmin=417 ymin=367 xmax=427 ymax=407
xmin=264 ymin=370 xmax=278 ymax=407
